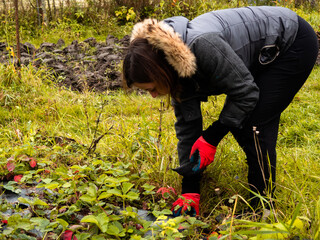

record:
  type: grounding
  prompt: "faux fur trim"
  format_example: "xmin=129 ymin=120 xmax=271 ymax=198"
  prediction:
xmin=131 ymin=19 xmax=197 ymax=78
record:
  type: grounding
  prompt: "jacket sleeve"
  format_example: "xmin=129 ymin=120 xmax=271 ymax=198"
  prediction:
xmin=172 ymin=98 xmax=203 ymax=194
xmin=172 ymin=98 xmax=202 ymax=166
xmin=190 ymin=33 xmax=260 ymax=129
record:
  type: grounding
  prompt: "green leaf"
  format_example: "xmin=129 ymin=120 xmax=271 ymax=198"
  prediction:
xmin=18 ymin=197 xmax=48 ymax=207
xmin=96 ymin=174 xmax=108 ymax=185
xmin=106 ymin=176 xmax=129 ymax=185
xmin=30 ymin=217 xmax=50 ymax=230
xmin=40 ymin=182 xmax=60 ymax=190
xmin=56 ymin=218 xmax=69 ymax=229
xmin=122 ymin=182 xmax=134 ymax=194
xmin=8 ymin=215 xmax=34 ymax=231
xmin=96 ymin=213 xmax=109 ymax=233
xmin=91 ymin=235 xmax=106 ymax=240
xmin=156 ymin=215 xmax=168 ymax=221
xmin=81 ymin=215 xmax=100 ymax=226
xmin=81 ymin=213 xmax=109 ymax=233
xmin=130 ymin=235 xmax=143 ymax=240
xmin=107 ymin=224 xmax=120 ymax=236
xmin=3 ymin=228 xmax=14 ymax=236
xmin=62 ymin=182 xmax=71 ymax=188
xmin=18 ymin=197 xmax=32 ymax=206
xmin=80 ymin=195 xmax=96 ymax=203
xmin=41 ymin=178 xmax=53 ymax=184
xmin=163 ymin=192 xmax=169 ymax=198
xmin=74 ymin=233 xmax=91 ymax=240
xmin=98 ymin=192 xmax=112 ymax=200
xmin=143 ymin=221 xmax=153 ymax=230
xmin=3 ymin=183 xmax=22 ymax=194
xmin=109 ymin=215 xmax=122 ymax=221
xmin=107 ymin=188 xmax=122 ymax=196
xmin=87 ymin=183 xmax=97 ymax=198
xmin=125 ymin=191 xmax=139 ymax=200
xmin=33 ymin=198 xmax=48 ymax=206
xmin=113 ymin=221 xmax=124 ymax=232
xmin=161 ymin=209 xmax=173 ymax=215
xmin=56 ymin=166 xmax=68 ymax=175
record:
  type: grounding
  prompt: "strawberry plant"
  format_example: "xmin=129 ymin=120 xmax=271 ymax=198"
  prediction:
xmin=0 ymin=127 xmax=209 ymax=239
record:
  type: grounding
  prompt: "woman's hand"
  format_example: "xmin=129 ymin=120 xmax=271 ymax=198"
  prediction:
xmin=190 ymin=136 xmax=216 ymax=173
xmin=171 ymin=193 xmax=200 ymax=216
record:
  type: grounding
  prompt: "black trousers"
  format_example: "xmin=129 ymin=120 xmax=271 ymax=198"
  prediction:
xmin=231 ymin=16 xmax=319 ymax=204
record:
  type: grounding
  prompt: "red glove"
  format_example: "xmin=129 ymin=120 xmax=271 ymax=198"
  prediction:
xmin=190 ymin=136 xmax=216 ymax=172
xmin=171 ymin=193 xmax=200 ymax=216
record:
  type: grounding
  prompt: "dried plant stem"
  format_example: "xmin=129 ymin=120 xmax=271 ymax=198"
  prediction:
xmin=158 ymin=100 xmax=165 ymax=148
xmin=87 ymin=99 xmax=113 ymax=155
xmin=253 ymin=126 xmax=266 ymax=187
xmin=229 ymin=195 xmax=238 ymax=239
xmin=14 ymin=0 xmax=21 ymax=81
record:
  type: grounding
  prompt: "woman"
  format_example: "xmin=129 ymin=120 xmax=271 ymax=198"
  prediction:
xmin=122 ymin=6 xmax=319 ymax=216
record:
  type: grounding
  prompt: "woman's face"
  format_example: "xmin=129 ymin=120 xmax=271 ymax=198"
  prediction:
xmin=133 ymin=82 xmax=168 ymax=98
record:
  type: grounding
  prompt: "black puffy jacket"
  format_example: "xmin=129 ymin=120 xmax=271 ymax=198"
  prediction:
xmin=130 ymin=6 xmax=299 ymax=173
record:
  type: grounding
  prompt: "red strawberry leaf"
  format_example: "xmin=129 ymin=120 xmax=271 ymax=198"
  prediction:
xmin=62 ymin=230 xmax=78 ymax=240
xmin=29 ymin=158 xmax=37 ymax=168
xmin=19 ymin=155 xmax=30 ymax=161
xmin=7 ymin=161 xmax=15 ymax=172
xmin=14 ymin=175 xmax=23 ymax=182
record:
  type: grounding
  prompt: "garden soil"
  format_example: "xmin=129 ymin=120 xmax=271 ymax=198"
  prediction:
xmin=0 ymin=35 xmax=130 ymax=92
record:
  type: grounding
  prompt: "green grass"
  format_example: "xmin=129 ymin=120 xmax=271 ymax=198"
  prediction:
xmin=1 ymin=16 xmax=133 ymax=48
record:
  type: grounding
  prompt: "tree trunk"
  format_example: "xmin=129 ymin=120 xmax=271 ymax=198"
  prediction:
xmin=295 ymin=0 xmax=302 ymax=7
xmin=59 ymin=0 xmax=63 ymax=19
xmin=36 ymin=0 xmax=45 ymax=26
xmin=42 ymin=0 xmax=48 ymax=25
xmin=98 ymin=0 xmax=102 ymax=12
xmin=47 ymin=0 xmax=52 ymax=22
xmin=2 ymin=0 xmax=7 ymax=16
xmin=36 ymin=0 xmax=41 ymax=26
xmin=52 ymin=0 xmax=56 ymax=20
xmin=20 ymin=0 xmax=25 ymax=13
xmin=102 ymin=0 xmax=108 ymax=17
xmin=14 ymin=0 xmax=21 ymax=67
xmin=310 ymin=0 xmax=317 ymax=9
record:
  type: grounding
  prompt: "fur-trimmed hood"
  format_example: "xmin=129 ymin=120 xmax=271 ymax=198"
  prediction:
xmin=130 ymin=18 xmax=197 ymax=78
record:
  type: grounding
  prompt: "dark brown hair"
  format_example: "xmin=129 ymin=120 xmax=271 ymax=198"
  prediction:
xmin=122 ymin=38 xmax=180 ymax=99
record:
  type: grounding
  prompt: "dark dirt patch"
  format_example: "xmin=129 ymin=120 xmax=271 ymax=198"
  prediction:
xmin=0 ymin=35 xmax=130 ymax=92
